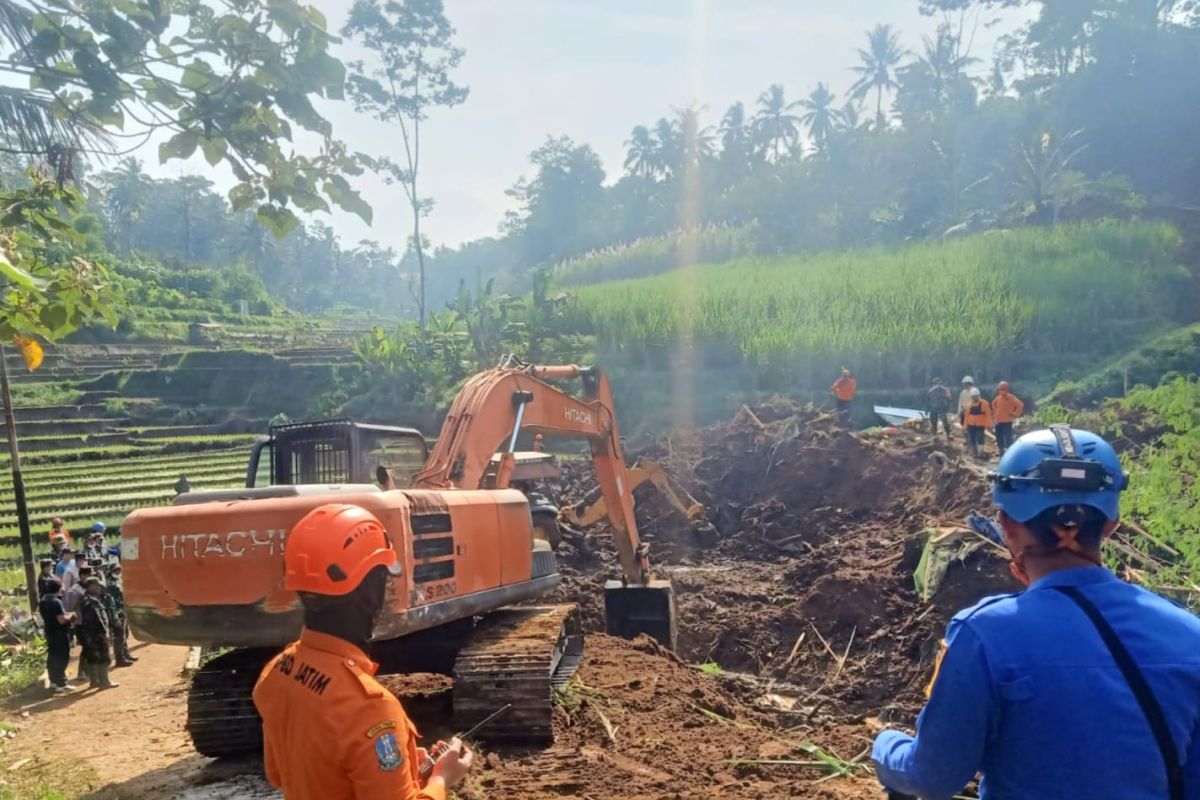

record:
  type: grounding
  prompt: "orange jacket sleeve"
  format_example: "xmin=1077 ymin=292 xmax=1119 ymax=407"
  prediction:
xmin=342 ymin=690 xmax=446 ymax=800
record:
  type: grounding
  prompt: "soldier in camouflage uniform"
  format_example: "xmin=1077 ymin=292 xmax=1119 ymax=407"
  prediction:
xmin=103 ymin=562 xmax=135 ymax=666
xmin=77 ymin=577 xmax=118 ymax=689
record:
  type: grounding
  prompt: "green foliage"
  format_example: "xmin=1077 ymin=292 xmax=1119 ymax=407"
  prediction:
xmin=696 ymin=662 xmax=724 ymax=677
xmin=1043 ymin=324 xmax=1200 ymax=408
xmin=1 ymin=0 xmax=370 ymax=233
xmin=0 ymin=173 xmax=119 ymax=343
xmin=567 ymin=222 xmax=1185 ymax=385
xmin=554 ymin=224 xmax=760 ymax=286
xmin=1113 ymin=378 xmax=1200 ymax=603
xmin=0 ymin=635 xmax=46 ymax=698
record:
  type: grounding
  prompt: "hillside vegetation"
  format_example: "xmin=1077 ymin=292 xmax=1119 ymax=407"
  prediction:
xmin=567 ymin=221 xmax=1189 ymax=388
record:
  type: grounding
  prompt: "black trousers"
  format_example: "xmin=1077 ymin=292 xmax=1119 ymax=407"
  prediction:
xmin=929 ymin=412 xmax=951 ymax=436
xmin=46 ymin=634 xmax=70 ymax=688
xmin=995 ymin=422 xmax=1014 ymax=453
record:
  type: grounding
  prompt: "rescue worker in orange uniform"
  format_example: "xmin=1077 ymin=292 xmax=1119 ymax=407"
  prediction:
xmin=963 ymin=387 xmax=993 ymax=459
xmin=991 ymin=381 xmax=1025 ymax=456
xmin=48 ymin=517 xmax=71 ymax=547
xmin=831 ymin=368 xmax=857 ymax=425
xmin=253 ymin=504 xmax=474 ymax=800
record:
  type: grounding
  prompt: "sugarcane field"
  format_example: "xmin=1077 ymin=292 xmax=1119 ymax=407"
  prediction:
xmin=4 ymin=2 xmax=1200 ymax=799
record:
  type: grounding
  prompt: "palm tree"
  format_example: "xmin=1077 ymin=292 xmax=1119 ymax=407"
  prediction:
xmin=752 ymin=84 xmax=802 ymax=162
xmin=99 ymin=157 xmax=148 ymax=254
xmin=652 ymin=117 xmax=681 ymax=178
xmin=624 ymin=125 xmax=658 ymax=180
xmin=798 ymin=83 xmax=843 ymax=151
xmin=674 ymin=103 xmax=715 ymax=174
xmin=849 ymin=23 xmax=907 ymax=130
xmin=717 ymin=101 xmax=753 ymax=182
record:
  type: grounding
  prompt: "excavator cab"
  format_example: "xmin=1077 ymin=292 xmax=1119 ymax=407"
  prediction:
xmin=246 ymin=419 xmax=429 ymax=489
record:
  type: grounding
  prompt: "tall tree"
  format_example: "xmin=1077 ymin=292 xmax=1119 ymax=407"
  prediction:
xmin=673 ymin=104 xmax=715 ymax=176
xmin=96 ymin=158 xmax=148 ymax=255
xmin=752 ymin=84 xmax=803 ymax=162
xmin=343 ymin=0 xmax=469 ymax=330
xmin=624 ymin=125 xmax=658 ymax=180
xmin=849 ymin=24 xmax=908 ymax=129
xmin=652 ymin=118 xmax=682 ymax=178
xmin=798 ymin=83 xmax=843 ymax=151
xmin=717 ymin=101 xmax=753 ymax=183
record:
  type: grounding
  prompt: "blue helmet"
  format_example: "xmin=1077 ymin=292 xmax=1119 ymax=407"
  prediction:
xmin=91 ymin=521 xmax=107 ymax=533
xmin=991 ymin=425 xmax=1127 ymax=523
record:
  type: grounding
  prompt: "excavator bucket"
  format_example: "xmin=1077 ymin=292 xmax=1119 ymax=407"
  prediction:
xmin=603 ymin=579 xmax=677 ymax=650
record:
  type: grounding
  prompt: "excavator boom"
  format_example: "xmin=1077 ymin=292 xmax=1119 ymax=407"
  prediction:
xmin=414 ymin=362 xmax=675 ymax=647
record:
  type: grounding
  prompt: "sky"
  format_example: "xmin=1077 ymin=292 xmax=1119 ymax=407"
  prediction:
xmin=161 ymin=0 xmax=1029 ymax=252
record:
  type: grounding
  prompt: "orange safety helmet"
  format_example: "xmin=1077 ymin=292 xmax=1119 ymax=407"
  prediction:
xmin=997 ymin=381 xmax=1011 ymax=392
xmin=285 ymin=504 xmax=401 ymax=596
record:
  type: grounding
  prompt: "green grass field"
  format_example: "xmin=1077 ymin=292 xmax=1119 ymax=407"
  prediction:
xmin=566 ymin=221 xmax=1189 ymax=380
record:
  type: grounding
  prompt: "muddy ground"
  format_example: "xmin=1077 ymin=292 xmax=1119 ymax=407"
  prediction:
xmin=1 ymin=401 xmax=1013 ymax=799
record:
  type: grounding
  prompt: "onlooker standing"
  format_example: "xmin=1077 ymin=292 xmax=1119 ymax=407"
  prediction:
xmin=831 ymin=368 xmax=857 ymax=425
xmin=963 ymin=387 xmax=993 ymax=459
xmin=957 ymin=376 xmax=975 ymax=430
xmin=50 ymin=534 xmax=68 ymax=564
xmin=103 ymin=563 xmax=135 ymax=667
xmin=926 ymin=378 xmax=952 ymax=438
xmin=48 ymin=517 xmax=71 ymax=548
xmin=37 ymin=578 xmax=75 ymax=692
xmin=37 ymin=559 xmax=57 ymax=598
xmin=992 ymin=381 xmax=1025 ymax=456
xmin=56 ymin=549 xmax=79 ymax=592
xmin=84 ymin=523 xmax=107 ymax=564
xmin=78 ymin=576 xmax=118 ymax=689
xmin=64 ymin=565 xmax=92 ymax=616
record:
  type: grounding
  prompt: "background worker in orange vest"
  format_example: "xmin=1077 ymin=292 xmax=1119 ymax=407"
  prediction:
xmin=963 ymin=387 xmax=993 ymax=459
xmin=991 ymin=381 xmax=1025 ymax=456
xmin=831 ymin=368 xmax=857 ymax=425
xmin=253 ymin=504 xmax=473 ymax=800
xmin=48 ymin=516 xmax=71 ymax=547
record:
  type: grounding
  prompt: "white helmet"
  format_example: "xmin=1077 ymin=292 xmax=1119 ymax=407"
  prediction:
xmin=970 ymin=387 xmax=981 ymax=397
xmin=962 ymin=375 xmax=974 ymax=385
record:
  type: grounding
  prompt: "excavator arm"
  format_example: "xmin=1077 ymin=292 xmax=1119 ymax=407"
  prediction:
xmin=414 ymin=364 xmax=651 ymax=586
xmin=564 ymin=457 xmax=706 ymax=528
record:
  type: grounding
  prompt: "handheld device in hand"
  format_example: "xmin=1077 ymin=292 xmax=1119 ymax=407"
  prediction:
xmin=417 ymin=703 xmax=513 ymax=778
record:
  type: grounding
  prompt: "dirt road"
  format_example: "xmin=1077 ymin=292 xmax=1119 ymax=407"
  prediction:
xmin=1 ymin=640 xmax=274 ymax=799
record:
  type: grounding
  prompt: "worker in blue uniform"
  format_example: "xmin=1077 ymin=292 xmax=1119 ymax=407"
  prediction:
xmin=873 ymin=425 xmax=1200 ymax=800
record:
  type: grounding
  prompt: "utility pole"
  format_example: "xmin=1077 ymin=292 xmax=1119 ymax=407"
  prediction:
xmin=0 ymin=345 xmax=37 ymax=611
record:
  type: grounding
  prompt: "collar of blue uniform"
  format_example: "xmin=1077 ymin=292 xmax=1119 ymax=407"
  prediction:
xmin=1026 ymin=565 xmax=1116 ymax=592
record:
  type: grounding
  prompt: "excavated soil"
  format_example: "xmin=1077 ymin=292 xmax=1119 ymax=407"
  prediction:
xmin=515 ymin=401 xmax=1014 ymax=797
xmin=461 ymin=635 xmax=882 ymax=800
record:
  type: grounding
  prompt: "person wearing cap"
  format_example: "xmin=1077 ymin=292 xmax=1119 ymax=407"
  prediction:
xmin=77 ymin=576 xmax=117 ymax=689
xmin=37 ymin=559 xmax=57 ymax=598
xmin=872 ymin=426 xmax=1200 ymax=800
xmin=38 ymin=577 xmax=75 ymax=692
xmin=831 ymin=368 xmax=857 ymax=425
xmin=963 ymin=387 xmax=993 ymax=459
xmin=102 ymin=562 xmax=135 ymax=666
xmin=991 ymin=381 xmax=1025 ymax=456
xmin=64 ymin=565 xmax=92 ymax=616
xmin=84 ymin=523 xmax=107 ymax=564
xmin=926 ymin=378 xmax=952 ymax=439
xmin=48 ymin=517 xmax=71 ymax=548
xmin=253 ymin=504 xmax=473 ymax=800
xmin=50 ymin=533 xmax=68 ymax=564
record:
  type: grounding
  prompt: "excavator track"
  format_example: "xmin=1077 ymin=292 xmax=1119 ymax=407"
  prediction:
xmin=452 ymin=605 xmax=582 ymax=742
xmin=186 ymin=647 xmax=277 ymax=758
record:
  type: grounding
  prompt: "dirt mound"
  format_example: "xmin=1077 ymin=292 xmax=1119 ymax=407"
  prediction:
xmin=460 ymin=635 xmax=881 ymax=800
xmin=549 ymin=401 xmax=1013 ymax=719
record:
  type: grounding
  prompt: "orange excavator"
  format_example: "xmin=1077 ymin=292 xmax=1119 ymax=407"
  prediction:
xmin=120 ymin=362 xmax=674 ymax=757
